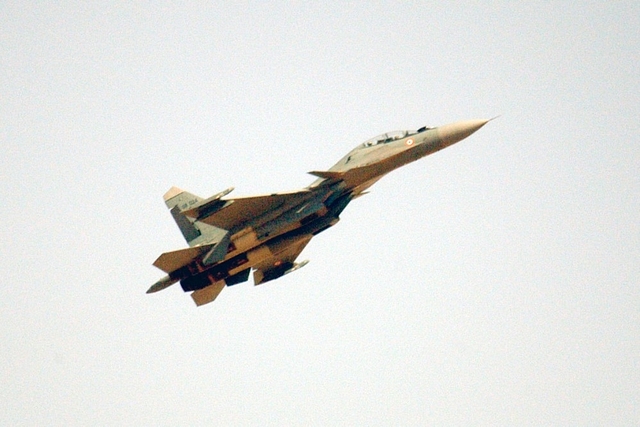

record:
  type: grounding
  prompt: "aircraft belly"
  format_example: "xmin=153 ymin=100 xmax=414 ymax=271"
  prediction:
xmin=247 ymin=245 xmax=272 ymax=265
xmin=231 ymin=230 xmax=259 ymax=253
xmin=254 ymin=195 xmax=326 ymax=240
xmin=351 ymin=176 xmax=384 ymax=196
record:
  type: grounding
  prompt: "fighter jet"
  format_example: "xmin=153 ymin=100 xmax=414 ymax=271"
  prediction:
xmin=148 ymin=119 xmax=489 ymax=306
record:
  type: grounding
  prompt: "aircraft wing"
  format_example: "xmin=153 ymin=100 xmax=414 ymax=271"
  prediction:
xmin=153 ymin=243 xmax=216 ymax=273
xmin=253 ymin=234 xmax=312 ymax=285
xmin=182 ymin=189 xmax=312 ymax=230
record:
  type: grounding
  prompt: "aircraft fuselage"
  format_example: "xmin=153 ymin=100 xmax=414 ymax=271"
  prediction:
xmin=148 ymin=119 xmax=489 ymax=305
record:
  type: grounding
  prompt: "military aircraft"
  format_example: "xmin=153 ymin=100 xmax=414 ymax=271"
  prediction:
xmin=148 ymin=119 xmax=490 ymax=306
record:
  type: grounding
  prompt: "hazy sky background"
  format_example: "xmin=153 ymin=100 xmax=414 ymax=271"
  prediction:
xmin=2 ymin=2 xmax=638 ymax=425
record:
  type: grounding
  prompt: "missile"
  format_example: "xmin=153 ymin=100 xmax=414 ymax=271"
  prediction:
xmin=284 ymin=259 xmax=309 ymax=276
xmin=182 ymin=186 xmax=235 ymax=219
xmin=211 ymin=186 xmax=234 ymax=200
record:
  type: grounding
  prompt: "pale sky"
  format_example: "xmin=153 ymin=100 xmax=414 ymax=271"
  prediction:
xmin=2 ymin=2 xmax=639 ymax=425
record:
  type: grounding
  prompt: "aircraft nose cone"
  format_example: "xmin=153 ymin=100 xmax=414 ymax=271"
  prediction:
xmin=436 ymin=119 xmax=489 ymax=148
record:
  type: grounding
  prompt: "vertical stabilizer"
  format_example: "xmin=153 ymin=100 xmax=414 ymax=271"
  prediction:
xmin=163 ymin=186 xmax=201 ymax=210
xmin=163 ymin=187 xmax=226 ymax=247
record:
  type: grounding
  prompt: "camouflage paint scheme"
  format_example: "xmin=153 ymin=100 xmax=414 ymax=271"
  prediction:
xmin=148 ymin=119 xmax=489 ymax=306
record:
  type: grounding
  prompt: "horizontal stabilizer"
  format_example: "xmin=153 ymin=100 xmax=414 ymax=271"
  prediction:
xmin=153 ymin=243 xmax=215 ymax=273
xmin=191 ymin=280 xmax=226 ymax=306
xmin=308 ymin=170 xmax=345 ymax=180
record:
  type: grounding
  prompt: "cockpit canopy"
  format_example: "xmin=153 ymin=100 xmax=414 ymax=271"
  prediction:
xmin=360 ymin=126 xmax=432 ymax=147
xmin=361 ymin=130 xmax=413 ymax=147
